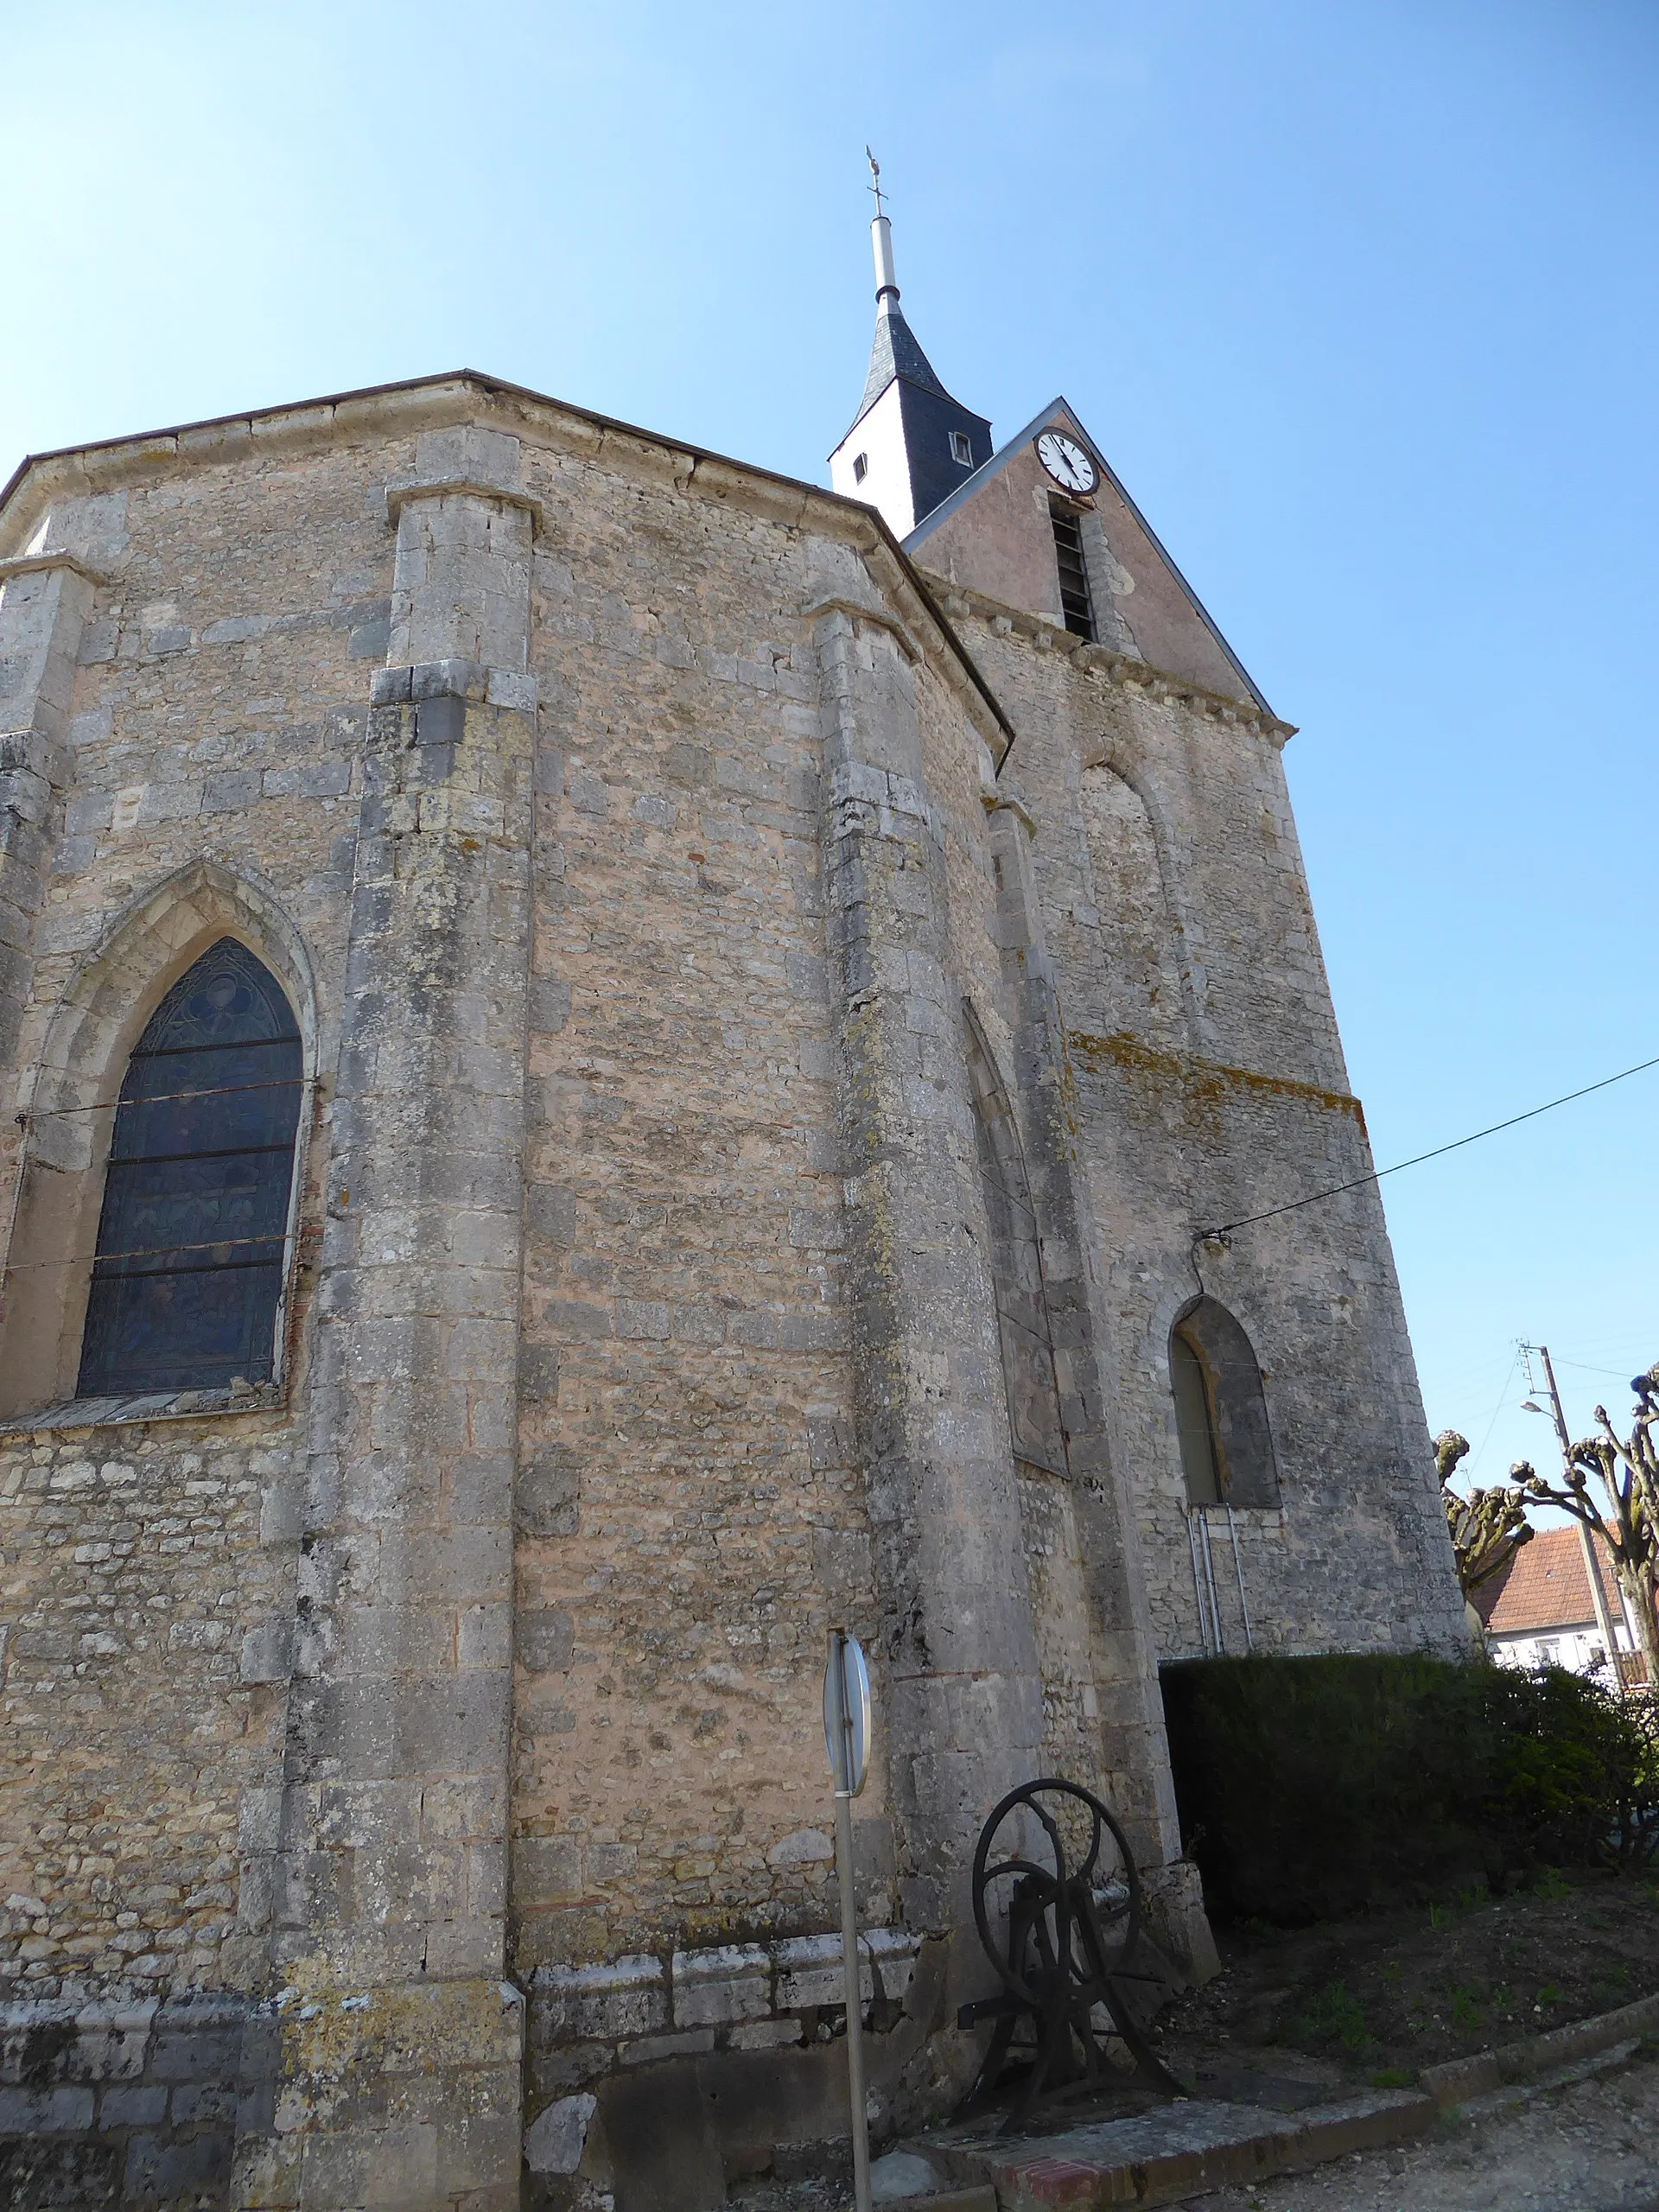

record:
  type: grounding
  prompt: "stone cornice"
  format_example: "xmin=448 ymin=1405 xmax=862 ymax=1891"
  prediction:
xmin=0 ymin=367 xmax=1016 ymax=766
xmin=1068 ymin=1027 xmax=1363 ymax=1124
xmin=918 ymin=570 xmax=1298 ymax=747
xmin=804 ymin=596 xmax=924 ymax=664
xmin=0 ymin=550 xmax=110 ymax=591
xmin=382 ymin=477 xmax=548 ymax=535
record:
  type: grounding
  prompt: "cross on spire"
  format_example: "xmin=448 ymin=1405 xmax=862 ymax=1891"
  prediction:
xmin=866 ymin=147 xmax=887 ymax=220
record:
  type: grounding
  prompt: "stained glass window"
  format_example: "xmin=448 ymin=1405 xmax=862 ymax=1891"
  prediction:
xmin=77 ymin=938 xmax=302 ymax=1399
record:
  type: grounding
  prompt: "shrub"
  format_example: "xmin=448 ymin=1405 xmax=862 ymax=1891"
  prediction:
xmin=1159 ymin=1652 xmax=1653 ymax=1923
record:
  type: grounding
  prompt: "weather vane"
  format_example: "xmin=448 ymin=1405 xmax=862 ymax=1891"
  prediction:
xmin=866 ymin=147 xmax=887 ymax=219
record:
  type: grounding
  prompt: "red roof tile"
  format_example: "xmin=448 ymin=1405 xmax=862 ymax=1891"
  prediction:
xmin=1479 ymin=1525 xmax=1615 ymax=1636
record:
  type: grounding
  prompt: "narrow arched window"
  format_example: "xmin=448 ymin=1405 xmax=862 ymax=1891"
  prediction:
xmin=77 ymin=938 xmax=302 ymax=1399
xmin=1170 ymin=1298 xmax=1280 ymax=1510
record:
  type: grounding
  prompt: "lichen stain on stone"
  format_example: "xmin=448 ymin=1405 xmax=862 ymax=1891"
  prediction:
xmin=1067 ymin=1027 xmax=1368 ymax=1133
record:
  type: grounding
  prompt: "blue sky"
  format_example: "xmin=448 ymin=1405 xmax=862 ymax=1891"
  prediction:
xmin=6 ymin=0 xmax=1656 ymax=1490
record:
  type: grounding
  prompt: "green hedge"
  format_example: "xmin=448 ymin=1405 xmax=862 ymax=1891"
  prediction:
xmin=1159 ymin=1653 xmax=1651 ymax=1924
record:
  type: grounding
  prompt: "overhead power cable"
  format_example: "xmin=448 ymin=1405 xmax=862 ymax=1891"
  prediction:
xmin=20 ymin=1075 xmax=311 ymax=1120
xmin=1198 ymin=1050 xmax=1659 ymax=1242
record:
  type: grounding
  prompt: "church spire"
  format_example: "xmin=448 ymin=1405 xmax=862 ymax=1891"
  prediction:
xmin=854 ymin=155 xmax=951 ymax=420
xmin=829 ymin=155 xmax=994 ymax=539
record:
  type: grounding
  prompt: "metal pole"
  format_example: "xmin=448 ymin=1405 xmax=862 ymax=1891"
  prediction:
xmin=1198 ymin=1509 xmax=1226 ymax=1656
xmin=1536 ymin=1344 xmax=1624 ymax=1691
xmin=835 ymin=1782 xmax=873 ymax=2212
xmin=1226 ymin=1504 xmax=1255 ymax=1652
xmin=827 ymin=1637 xmax=875 ymax=2212
xmin=1187 ymin=1510 xmax=1214 ymax=1655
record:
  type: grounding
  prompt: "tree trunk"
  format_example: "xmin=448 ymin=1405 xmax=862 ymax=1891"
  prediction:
xmin=1615 ymin=1563 xmax=1659 ymax=1689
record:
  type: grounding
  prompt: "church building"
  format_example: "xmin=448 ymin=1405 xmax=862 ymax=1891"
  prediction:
xmin=0 ymin=202 xmax=1466 ymax=2209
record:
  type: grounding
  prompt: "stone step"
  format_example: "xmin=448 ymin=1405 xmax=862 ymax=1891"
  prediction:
xmin=909 ymin=2087 xmax=1435 ymax=2209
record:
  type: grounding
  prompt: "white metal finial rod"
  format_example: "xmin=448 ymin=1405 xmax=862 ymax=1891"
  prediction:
xmin=867 ymin=148 xmax=898 ymax=302
xmin=872 ymin=215 xmax=898 ymax=302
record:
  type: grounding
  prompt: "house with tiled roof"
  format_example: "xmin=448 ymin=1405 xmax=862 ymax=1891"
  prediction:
xmin=1475 ymin=1523 xmax=1641 ymax=1679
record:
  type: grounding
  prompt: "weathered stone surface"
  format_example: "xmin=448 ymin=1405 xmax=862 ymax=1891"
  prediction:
xmin=0 ymin=368 xmax=1461 ymax=2206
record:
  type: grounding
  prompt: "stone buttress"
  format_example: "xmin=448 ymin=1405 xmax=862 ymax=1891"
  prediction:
xmin=235 ymin=436 xmax=538 ymax=2210
xmin=813 ymin=601 xmax=1045 ymax=1943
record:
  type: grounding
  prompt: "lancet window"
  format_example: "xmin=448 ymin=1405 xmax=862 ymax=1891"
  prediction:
xmin=77 ymin=938 xmax=303 ymax=1398
xmin=1170 ymin=1296 xmax=1281 ymax=1510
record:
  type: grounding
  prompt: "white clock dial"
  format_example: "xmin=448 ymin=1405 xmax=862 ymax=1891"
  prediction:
xmin=1036 ymin=430 xmax=1098 ymax=495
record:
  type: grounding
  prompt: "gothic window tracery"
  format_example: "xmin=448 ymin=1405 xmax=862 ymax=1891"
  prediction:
xmin=77 ymin=938 xmax=303 ymax=1398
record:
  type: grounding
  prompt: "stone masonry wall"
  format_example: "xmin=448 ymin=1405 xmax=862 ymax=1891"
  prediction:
xmin=0 ymin=375 xmax=1398 ymax=2204
xmin=0 ymin=1418 xmax=296 ymax=1999
xmin=925 ymin=582 xmax=1465 ymax=1665
xmin=510 ymin=468 xmax=881 ymax=1976
xmin=0 ymin=1990 xmax=276 ymax=2210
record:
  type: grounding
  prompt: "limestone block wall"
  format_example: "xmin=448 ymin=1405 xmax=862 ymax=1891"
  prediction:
xmin=0 ymin=1419 xmax=296 ymax=1998
xmin=489 ymin=413 xmax=1173 ymax=2010
xmin=924 ymin=580 xmax=1465 ymax=1665
xmin=507 ymin=465 xmax=879 ymax=1974
xmin=0 ymin=376 xmax=1290 ymax=2205
xmin=524 ymin=1929 xmax=920 ymax=2202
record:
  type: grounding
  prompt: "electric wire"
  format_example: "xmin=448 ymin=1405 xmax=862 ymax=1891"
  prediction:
xmin=1198 ymin=1050 xmax=1659 ymax=1240
xmin=1465 ymin=1344 xmax=1522 ymax=1481
xmin=20 ymin=1075 xmax=313 ymax=1119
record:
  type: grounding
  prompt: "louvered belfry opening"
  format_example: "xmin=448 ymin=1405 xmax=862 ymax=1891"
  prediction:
xmin=1049 ymin=498 xmax=1096 ymax=639
xmin=77 ymin=937 xmax=303 ymax=1398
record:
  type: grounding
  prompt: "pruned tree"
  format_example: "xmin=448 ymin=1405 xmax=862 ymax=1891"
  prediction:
xmin=1437 ymin=1428 xmax=1534 ymax=1599
xmin=1510 ymin=1365 xmax=1659 ymax=1689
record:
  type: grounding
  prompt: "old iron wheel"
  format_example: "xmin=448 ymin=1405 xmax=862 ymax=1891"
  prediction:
xmin=964 ymin=1777 xmax=1186 ymax=2126
xmin=971 ymin=1777 xmax=1139 ymax=2007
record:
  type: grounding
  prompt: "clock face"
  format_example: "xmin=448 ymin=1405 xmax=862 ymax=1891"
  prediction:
xmin=1036 ymin=430 xmax=1098 ymax=495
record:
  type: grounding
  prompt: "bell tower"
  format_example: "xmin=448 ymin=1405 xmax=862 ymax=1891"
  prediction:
xmin=829 ymin=157 xmax=993 ymax=537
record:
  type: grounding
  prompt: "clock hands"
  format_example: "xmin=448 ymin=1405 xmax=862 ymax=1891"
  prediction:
xmin=1038 ymin=431 xmax=1094 ymax=493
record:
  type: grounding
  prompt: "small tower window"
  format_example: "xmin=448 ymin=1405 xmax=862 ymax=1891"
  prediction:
xmin=950 ymin=430 xmax=974 ymax=467
xmin=1050 ymin=501 xmax=1096 ymax=640
xmin=853 ymin=453 xmax=868 ymax=483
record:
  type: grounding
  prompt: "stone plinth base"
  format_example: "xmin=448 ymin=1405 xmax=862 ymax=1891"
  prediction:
xmin=232 ymin=1975 xmax=524 ymax=2212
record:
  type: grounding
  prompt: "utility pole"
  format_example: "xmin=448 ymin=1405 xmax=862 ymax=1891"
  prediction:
xmin=1523 ymin=1343 xmax=1624 ymax=1688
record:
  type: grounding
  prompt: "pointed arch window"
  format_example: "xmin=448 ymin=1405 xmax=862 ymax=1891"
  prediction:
xmin=77 ymin=938 xmax=303 ymax=1399
xmin=1170 ymin=1297 xmax=1280 ymax=1510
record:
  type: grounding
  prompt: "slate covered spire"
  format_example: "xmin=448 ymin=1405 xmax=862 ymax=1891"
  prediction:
xmin=828 ymin=172 xmax=993 ymax=539
xmin=857 ymin=211 xmax=950 ymax=414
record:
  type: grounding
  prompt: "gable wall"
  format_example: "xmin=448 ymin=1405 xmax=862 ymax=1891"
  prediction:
xmin=912 ymin=427 xmax=1255 ymax=702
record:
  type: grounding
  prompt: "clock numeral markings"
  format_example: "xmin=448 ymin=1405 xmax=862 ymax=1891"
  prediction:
xmin=1038 ymin=432 xmax=1096 ymax=493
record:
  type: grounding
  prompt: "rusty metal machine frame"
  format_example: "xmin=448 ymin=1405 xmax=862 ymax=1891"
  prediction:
xmin=957 ymin=1777 xmax=1188 ymax=2130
